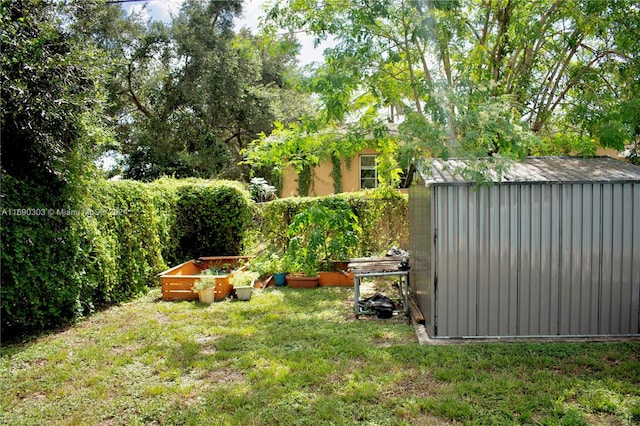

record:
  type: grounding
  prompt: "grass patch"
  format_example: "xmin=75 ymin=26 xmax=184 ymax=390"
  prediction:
xmin=1 ymin=286 xmax=639 ymax=425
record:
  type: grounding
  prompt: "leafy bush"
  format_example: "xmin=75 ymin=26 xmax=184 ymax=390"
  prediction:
xmin=2 ymin=173 xmax=402 ymax=342
xmin=247 ymin=252 xmax=287 ymax=276
xmin=78 ymin=179 xmax=166 ymax=307
xmin=170 ymin=181 xmax=253 ymax=263
xmin=286 ymin=201 xmax=362 ymax=274
xmin=334 ymin=189 xmax=408 ymax=257
xmin=0 ymin=0 xmax=116 ymax=341
xmin=1 ymin=175 xmax=86 ymax=341
xmin=1 ymin=177 xmax=253 ymax=342
xmin=255 ymin=189 xmax=408 ymax=260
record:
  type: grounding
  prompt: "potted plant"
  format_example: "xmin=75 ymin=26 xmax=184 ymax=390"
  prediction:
xmin=266 ymin=253 xmax=288 ymax=286
xmin=285 ymin=228 xmax=321 ymax=288
xmin=192 ymin=271 xmax=218 ymax=304
xmin=285 ymin=201 xmax=361 ymax=287
xmin=247 ymin=252 xmax=288 ymax=287
xmin=284 ymin=254 xmax=320 ymax=288
xmin=230 ymin=269 xmax=259 ymax=301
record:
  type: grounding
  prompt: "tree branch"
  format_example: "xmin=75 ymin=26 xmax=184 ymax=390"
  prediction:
xmin=126 ymin=62 xmax=152 ymax=119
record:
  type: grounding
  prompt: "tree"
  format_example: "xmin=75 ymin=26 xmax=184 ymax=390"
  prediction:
xmin=263 ymin=0 xmax=640 ymax=165
xmin=84 ymin=0 xmax=313 ymax=181
xmin=242 ymin=112 xmax=395 ymax=195
xmin=1 ymin=0 xmax=110 ymax=185
xmin=1 ymin=0 xmax=113 ymax=339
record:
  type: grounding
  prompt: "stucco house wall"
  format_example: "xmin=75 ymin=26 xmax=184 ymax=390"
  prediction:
xmin=280 ymin=148 xmax=378 ymax=197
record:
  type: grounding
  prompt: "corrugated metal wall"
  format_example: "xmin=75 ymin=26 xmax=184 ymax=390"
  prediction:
xmin=409 ymin=184 xmax=432 ymax=334
xmin=422 ymin=181 xmax=640 ymax=338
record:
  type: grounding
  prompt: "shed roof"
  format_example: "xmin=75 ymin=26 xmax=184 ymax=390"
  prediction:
xmin=420 ymin=156 xmax=640 ymax=186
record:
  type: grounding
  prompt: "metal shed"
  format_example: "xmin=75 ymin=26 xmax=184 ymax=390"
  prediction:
xmin=409 ymin=156 xmax=640 ymax=339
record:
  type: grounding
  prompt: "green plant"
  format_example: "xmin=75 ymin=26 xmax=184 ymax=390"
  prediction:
xmin=286 ymin=200 xmax=362 ymax=274
xmin=247 ymin=256 xmax=268 ymax=277
xmin=192 ymin=271 xmax=219 ymax=293
xmin=229 ymin=270 xmax=259 ymax=288
xmin=284 ymin=252 xmax=319 ymax=277
xmin=267 ymin=253 xmax=288 ymax=274
xmin=3 ymin=175 xmax=261 ymax=342
xmin=247 ymin=252 xmax=287 ymax=277
xmin=330 ymin=152 xmax=342 ymax=193
xmin=254 ymin=190 xmax=408 ymax=260
xmin=205 ymin=258 xmax=238 ymax=275
xmin=171 ymin=181 xmax=253 ymax=263
xmin=0 ymin=0 xmax=120 ymax=342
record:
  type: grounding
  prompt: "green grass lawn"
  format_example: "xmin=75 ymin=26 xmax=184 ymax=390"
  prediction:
xmin=1 ymin=284 xmax=639 ymax=425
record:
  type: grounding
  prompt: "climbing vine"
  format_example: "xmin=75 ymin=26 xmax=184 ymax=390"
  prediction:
xmin=297 ymin=162 xmax=312 ymax=196
xmin=331 ymin=153 xmax=343 ymax=193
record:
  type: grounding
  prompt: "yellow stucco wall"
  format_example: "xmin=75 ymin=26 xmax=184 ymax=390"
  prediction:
xmin=281 ymin=148 xmax=378 ymax=197
xmin=596 ymin=147 xmax=625 ymax=160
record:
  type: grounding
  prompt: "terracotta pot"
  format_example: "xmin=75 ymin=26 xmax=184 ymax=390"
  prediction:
xmin=285 ymin=275 xmax=319 ymax=288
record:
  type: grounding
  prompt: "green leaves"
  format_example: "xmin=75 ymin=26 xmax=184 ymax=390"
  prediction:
xmin=1 ymin=0 xmax=109 ymax=184
xmin=262 ymin=0 xmax=640 ymax=160
xmin=1 ymin=176 xmax=254 ymax=342
xmin=256 ymin=191 xmax=405 ymax=267
xmin=286 ymin=201 xmax=362 ymax=274
xmin=172 ymin=181 xmax=253 ymax=263
xmin=1 ymin=0 xmax=118 ymax=340
xmin=90 ymin=0 xmax=312 ymax=181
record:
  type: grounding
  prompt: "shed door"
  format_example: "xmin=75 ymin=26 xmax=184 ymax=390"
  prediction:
xmin=434 ymin=185 xmax=520 ymax=338
xmin=433 ymin=185 xmax=480 ymax=337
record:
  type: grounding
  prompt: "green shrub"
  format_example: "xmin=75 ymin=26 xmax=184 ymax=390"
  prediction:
xmin=1 ymin=174 xmax=85 ymax=340
xmin=286 ymin=200 xmax=362 ymax=274
xmin=1 ymin=174 xmax=401 ymax=342
xmin=338 ymin=189 xmax=409 ymax=256
xmin=255 ymin=189 xmax=408 ymax=259
xmin=170 ymin=180 xmax=253 ymax=263
xmin=79 ymin=180 xmax=166 ymax=306
xmin=1 ymin=177 xmax=254 ymax=342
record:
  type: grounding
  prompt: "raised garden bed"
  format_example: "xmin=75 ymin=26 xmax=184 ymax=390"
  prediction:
xmin=318 ymin=271 xmax=355 ymax=287
xmin=285 ymin=274 xmax=320 ymax=288
xmin=159 ymin=256 xmax=249 ymax=301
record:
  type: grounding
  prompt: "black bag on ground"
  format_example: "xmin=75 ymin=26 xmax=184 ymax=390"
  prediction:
xmin=358 ymin=293 xmax=395 ymax=318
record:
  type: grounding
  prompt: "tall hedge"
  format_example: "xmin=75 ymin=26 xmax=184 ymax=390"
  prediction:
xmin=255 ymin=188 xmax=408 ymax=257
xmin=1 ymin=174 xmax=87 ymax=340
xmin=169 ymin=181 xmax=253 ymax=263
xmin=2 ymin=177 xmax=403 ymax=341
xmin=78 ymin=180 xmax=166 ymax=308
xmin=1 ymin=178 xmax=253 ymax=341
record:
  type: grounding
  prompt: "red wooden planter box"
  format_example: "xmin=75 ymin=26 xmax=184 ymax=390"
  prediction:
xmin=159 ymin=256 xmax=249 ymax=301
xmin=318 ymin=271 xmax=355 ymax=287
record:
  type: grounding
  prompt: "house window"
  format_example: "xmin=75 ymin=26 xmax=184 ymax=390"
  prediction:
xmin=360 ymin=155 xmax=377 ymax=189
